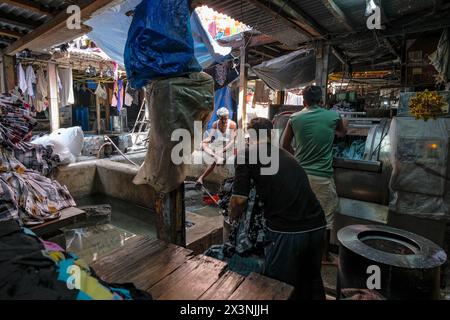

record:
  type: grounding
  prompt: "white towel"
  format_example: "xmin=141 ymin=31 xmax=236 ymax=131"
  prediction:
xmin=17 ymin=63 xmax=27 ymax=94
xmin=58 ymin=68 xmax=75 ymax=106
xmin=25 ymin=65 xmax=36 ymax=97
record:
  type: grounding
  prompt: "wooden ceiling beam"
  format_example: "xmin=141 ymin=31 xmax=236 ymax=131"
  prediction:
xmin=5 ymin=0 xmax=116 ymax=55
xmin=264 ymin=0 xmax=326 ymax=38
xmin=0 ymin=28 xmax=24 ymax=39
xmin=321 ymin=0 xmax=354 ymax=32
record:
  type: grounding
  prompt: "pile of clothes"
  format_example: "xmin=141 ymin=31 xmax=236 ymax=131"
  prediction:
xmin=0 ymin=94 xmax=59 ymax=176
xmin=0 ymin=93 xmax=75 ymax=225
xmin=0 ymin=220 xmax=152 ymax=300
xmin=205 ymin=178 xmax=267 ymax=276
xmin=333 ymin=140 xmax=367 ymax=161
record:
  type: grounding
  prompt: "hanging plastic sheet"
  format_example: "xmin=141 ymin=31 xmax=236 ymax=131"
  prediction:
xmin=86 ymin=1 xmax=230 ymax=72
xmin=252 ymin=49 xmax=316 ymax=91
xmin=190 ymin=9 xmax=231 ymax=69
xmin=252 ymin=49 xmax=340 ymax=90
xmin=85 ymin=0 xmax=139 ymax=66
xmin=124 ymin=0 xmax=202 ymax=89
xmin=389 ymin=117 xmax=450 ymax=219
xmin=207 ymin=86 xmax=235 ymax=130
xmin=429 ymin=28 xmax=450 ymax=82
xmin=133 ymin=72 xmax=214 ymax=193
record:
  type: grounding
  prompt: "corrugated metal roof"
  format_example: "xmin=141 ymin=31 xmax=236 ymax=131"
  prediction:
xmin=200 ymin=0 xmax=449 ymax=69
xmin=0 ymin=0 xmax=70 ymax=48
xmin=202 ymin=0 xmax=310 ymax=47
xmin=289 ymin=0 xmax=349 ymax=34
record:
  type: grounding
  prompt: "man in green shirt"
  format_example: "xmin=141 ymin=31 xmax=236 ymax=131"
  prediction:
xmin=281 ymin=85 xmax=347 ymax=264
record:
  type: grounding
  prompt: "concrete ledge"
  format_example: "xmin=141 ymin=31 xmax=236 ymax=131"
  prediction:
xmin=54 ymin=161 xmax=97 ymax=198
xmin=55 ymin=159 xmax=155 ymax=209
xmin=95 ymin=160 xmax=155 ymax=208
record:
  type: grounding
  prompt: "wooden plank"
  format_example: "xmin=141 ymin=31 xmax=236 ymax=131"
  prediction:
xmin=5 ymin=0 xmax=115 ymax=55
xmin=2 ymin=0 xmax=55 ymax=17
xmin=92 ymin=237 xmax=169 ymax=278
xmin=228 ymin=272 xmax=294 ymax=300
xmin=0 ymin=29 xmax=24 ymax=39
xmin=31 ymin=207 xmax=86 ymax=237
xmin=132 ymin=246 xmax=194 ymax=291
xmin=98 ymin=245 xmax=193 ymax=290
xmin=150 ymin=255 xmax=228 ymax=300
xmin=199 ymin=271 xmax=246 ymax=300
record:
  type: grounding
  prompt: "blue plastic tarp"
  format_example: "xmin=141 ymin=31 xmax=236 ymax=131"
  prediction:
xmin=190 ymin=10 xmax=231 ymax=69
xmin=124 ymin=0 xmax=202 ymax=88
xmin=207 ymin=86 xmax=235 ymax=130
xmin=85 ymin=0 xmax=231 ymax=81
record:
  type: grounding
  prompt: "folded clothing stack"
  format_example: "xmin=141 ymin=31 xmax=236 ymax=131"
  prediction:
xmin=0 ymin=94 xmax=58 ymax=176
xmin=0 ymin=93 xmax=75 ymax=225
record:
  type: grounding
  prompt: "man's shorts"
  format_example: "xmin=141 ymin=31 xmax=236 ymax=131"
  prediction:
xmin=307 ymin=175 xmax=339 ymax=230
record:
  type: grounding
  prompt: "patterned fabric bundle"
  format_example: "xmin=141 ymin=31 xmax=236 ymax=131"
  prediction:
xmin=0 ymin=94 xmax=36 ymax=151
xmin=0 ymin=149 xmax=75 ymax=225
xmin=0 ymin=93 xmax=75 ymax=225
xmin=205 ymin=178 xmax=267 ymax=276
xmin=0 ymin=220 xmax=152 ymax=300
xmin=0 ymin=93 xmax=58 ymax=176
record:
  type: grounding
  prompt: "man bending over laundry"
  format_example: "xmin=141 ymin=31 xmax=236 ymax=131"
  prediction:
xmin=229 ymin=117 xmax=326 ymax=300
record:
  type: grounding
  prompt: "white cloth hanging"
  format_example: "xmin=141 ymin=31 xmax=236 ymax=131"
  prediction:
xmin=25 ymin=65 xmax=36 ymax=97
xmin=285 ymin=92 xmax=304 ymax=106
xmin=36 ymin=68 xmax=48 ymax=112
xmin=17 ymin=63 xmax=27 ymax=94
xmin=57 ymin=67 xmax=75 ymax=106
xmin=95 ymin=83 xmax=107 ymax=100
xmin=124 ymin=92 xmax=133 ymax=106
xmin=124 ymin=83 xmax=133 ymax=106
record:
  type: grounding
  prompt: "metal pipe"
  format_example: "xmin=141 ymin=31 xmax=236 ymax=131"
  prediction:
xmin=103 ymin=135 xmax=139 ymax=167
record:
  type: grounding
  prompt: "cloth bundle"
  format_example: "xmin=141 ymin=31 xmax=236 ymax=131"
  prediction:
xmin=205 ymin=178 xmax=267 ymax=276
xmin=0 ymin=220 xmax=152 ymax=300
xmin=133 ymin=72 xmax=214 ymax=193
xmin=0 ymin=149 xmax=75 ymax=225
xmin=0 ymin=93 xmax=75 ymax=225
xmin=0 ymin=94 xmax=59 ymax=176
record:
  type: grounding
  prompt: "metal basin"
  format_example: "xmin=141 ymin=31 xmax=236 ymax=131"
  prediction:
xmin=337 ymin=225 xmax=447 ymax=300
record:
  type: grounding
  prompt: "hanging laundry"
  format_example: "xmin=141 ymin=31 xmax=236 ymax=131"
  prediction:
xmin=35 ymin=68 xmax=48 ymax=112
xmin=124 ymin=82 xmax=133 ymax=106
xmin=112 ymin=79 xmax=124 ymax=111
xmin=25 ymin=65 xmax=36 ymax=97
xmin=285 ymin=92 xmax=304 ymax=106
xmin=17 ymin=63 xmax=27 ymax=94
xmin=214 ymin=62 xmax=228 ymax=86
xmin=95 ymin=83 xmax=107 ymax=100
xmin=57 ymin=68 xmax=75 ymax=107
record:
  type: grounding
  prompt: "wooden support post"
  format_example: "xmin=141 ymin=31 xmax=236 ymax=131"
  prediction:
xmin=276 ymin=91 xmax=285 ymax=105
xmin=0 ymin=56 xmax=5 ymax=94
xmin=2 ymin=55 xmax=16 ymax=93
xmin=238 ymin=39 xmax=249 ymax=130
xmin=95 ymin=95 xmax=102 ymax=134
xmin=154 ymin=184 xmax=186 ymax=246
xmin=47 ymin=62 xmax=60 ymax=132
xmin=315 ymin=43 xmax=330 ymax=106
xmin=106 ymin=86 xmax=112 ymax=131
